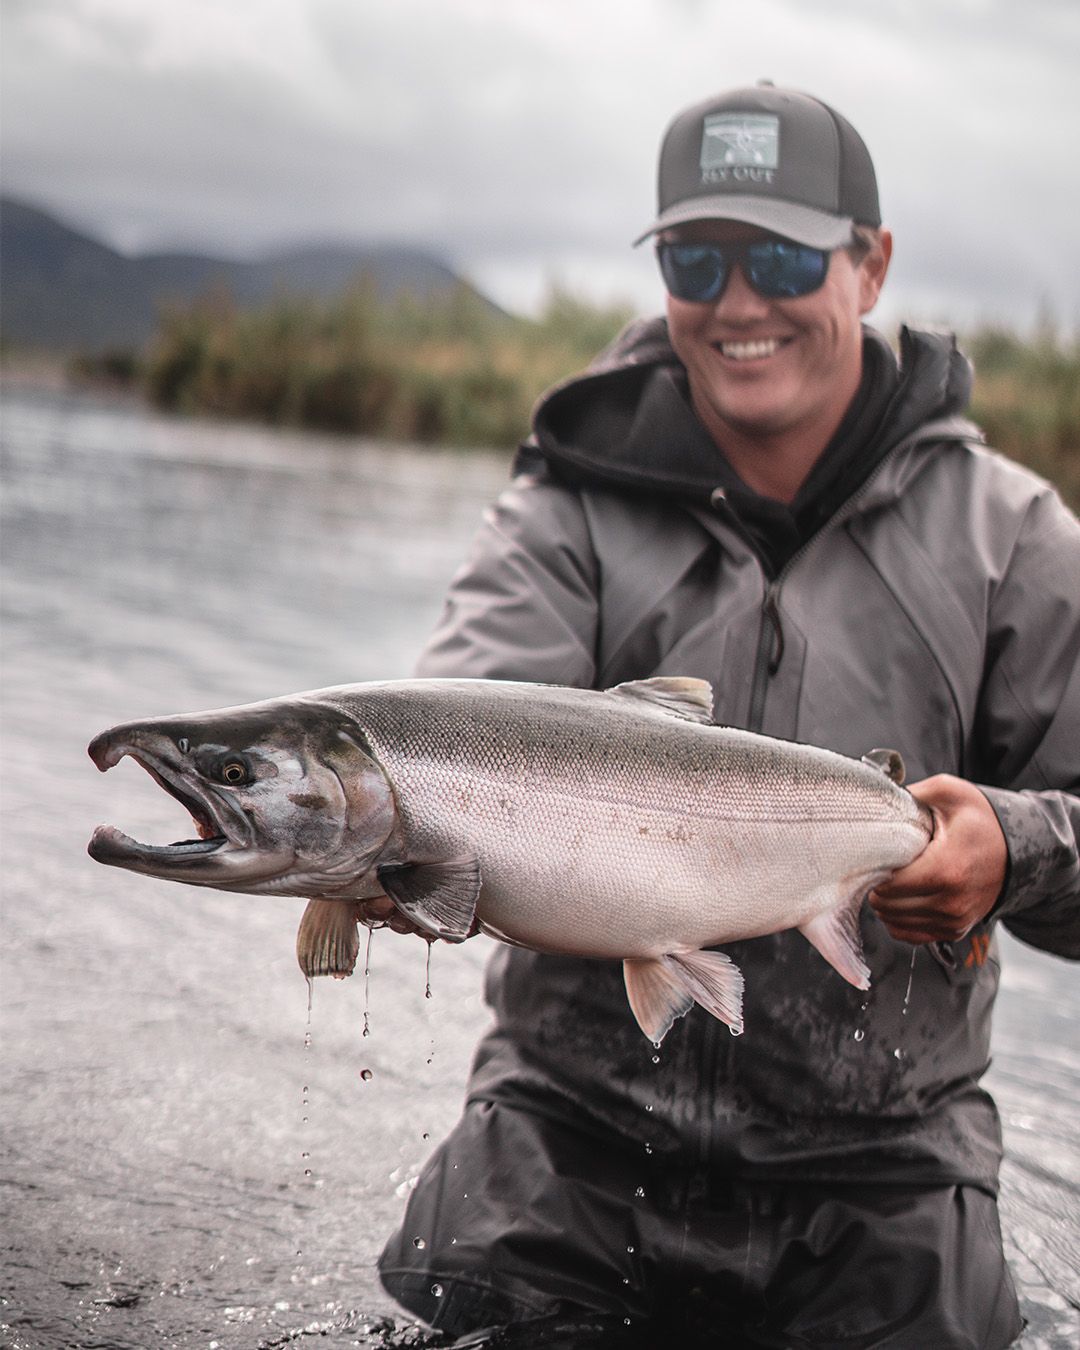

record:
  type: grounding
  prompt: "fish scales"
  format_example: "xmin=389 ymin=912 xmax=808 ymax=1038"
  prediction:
xmin=323 ymin=681 xmax=926 ymax=959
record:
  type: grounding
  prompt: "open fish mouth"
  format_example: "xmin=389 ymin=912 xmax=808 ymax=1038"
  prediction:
xmin=87 ymin=743 xmax=242 ymax=871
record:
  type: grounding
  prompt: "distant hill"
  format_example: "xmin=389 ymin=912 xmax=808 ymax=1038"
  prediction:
xmin=0 ymin=197 xmax=496 ymax=353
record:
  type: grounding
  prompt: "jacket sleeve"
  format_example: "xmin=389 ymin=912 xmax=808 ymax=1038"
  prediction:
xmin=976 ymin=487 xmax=1080 ymax=958
xmin=415 ymin=473 xmax=599 ymax=687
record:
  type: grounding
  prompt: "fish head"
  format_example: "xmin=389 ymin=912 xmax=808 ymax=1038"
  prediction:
xmin=87 ymin=697 xmax=398 ymax=897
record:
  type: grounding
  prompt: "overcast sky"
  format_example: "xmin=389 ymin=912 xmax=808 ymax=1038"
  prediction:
xmin=3 ymin=0 xmax=1078 ymax=332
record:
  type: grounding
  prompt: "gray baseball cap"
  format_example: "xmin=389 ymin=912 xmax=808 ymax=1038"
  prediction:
xmin=635 ymin=82 xmax=880 ymax=248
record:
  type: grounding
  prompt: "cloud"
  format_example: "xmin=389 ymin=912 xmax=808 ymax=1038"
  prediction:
xmin=2 ymin=0 xmax=1076 ymax=328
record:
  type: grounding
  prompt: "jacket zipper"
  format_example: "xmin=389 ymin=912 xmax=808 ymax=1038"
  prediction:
xmin=717 ymin=430 xmax=945 ymax=736
xmin=698 ymin=432 xmax=953 ymax=1160
xmin=747 ymin=581 xmax=784 ymax=732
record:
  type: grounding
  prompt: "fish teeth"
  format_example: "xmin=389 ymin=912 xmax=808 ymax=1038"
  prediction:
xmin=719 ymin=338 xmax=782 ymax=361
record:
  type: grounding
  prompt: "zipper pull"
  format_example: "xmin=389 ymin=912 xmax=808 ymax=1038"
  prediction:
xmin=763 ymin=585 xmax=784 ymax=674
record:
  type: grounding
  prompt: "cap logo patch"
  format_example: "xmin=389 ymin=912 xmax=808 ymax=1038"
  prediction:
xmin=700 ymin=113 xmax=779 ymax=186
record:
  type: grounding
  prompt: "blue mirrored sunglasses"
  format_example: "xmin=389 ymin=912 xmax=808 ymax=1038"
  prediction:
xmin=657 ymin=238 xmax=831 ymax=303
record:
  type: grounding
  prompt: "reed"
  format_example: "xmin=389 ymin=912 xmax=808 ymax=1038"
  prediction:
xmin=135 ymin=281 xmax=1078 ymax=509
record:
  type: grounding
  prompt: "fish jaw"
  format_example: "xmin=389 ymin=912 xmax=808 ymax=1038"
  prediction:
xmin=87 ymin=734 xmax=297 ymax=886
xmin=86 ymin=699 xmax=400 ymax=896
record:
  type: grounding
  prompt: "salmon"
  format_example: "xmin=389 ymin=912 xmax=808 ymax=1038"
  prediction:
xmin=88 ymin=677 xmax=932 ymax=1039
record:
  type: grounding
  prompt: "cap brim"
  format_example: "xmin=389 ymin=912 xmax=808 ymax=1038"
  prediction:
xmin=633 ymin=195 xmax=855 ymax=249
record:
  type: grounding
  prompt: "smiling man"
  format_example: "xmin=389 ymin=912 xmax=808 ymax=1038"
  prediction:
xmin=377 ymin=83 xmax=1080 ymax=1347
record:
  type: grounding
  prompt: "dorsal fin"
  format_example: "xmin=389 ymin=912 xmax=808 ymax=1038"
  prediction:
xmin=861 ymin=748 xmax=906 ymax=785
xmin=607 ymin=677 xmax=714 ymax=725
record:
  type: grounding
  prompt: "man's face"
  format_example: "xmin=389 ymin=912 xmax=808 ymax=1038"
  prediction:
xmin=663 ymin=220 xmax=892 ymax=457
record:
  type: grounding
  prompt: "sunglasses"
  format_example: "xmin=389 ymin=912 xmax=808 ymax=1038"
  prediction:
xmin=656 ymin=238 xmax=832 ymax=303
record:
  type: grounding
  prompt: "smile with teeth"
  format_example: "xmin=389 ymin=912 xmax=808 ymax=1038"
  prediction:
xmin=716 ymin=338 xmax=788 ymax=361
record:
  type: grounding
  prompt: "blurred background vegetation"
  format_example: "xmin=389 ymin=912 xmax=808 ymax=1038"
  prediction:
xmin=72 ymin=280 xmax=1079 ymax=511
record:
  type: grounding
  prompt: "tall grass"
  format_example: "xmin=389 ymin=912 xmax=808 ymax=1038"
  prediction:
xmin=144 ymin=278 xmax=633 ymax=452
xmin=966 ymin=326 xmax=1080 ymax=509
xmin=137 ymin=280 xmax=1078 ymax=510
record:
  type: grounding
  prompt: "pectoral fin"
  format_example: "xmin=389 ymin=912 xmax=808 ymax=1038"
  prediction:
xmin=296 ymin=898 xmax=364 ymax=979
xmin=623 ymin=949 xmax=744 ymax=1042
xmin=377 ymin=857 xmax=480 ymax=942
xmin=799 ymin=895 xmax=871 ymax=990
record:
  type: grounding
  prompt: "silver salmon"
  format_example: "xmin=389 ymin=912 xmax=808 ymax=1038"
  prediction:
xmin=87 ymin=677 xmax=932 ymax=1040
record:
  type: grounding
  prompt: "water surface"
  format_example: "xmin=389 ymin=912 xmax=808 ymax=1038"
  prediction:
xmin=1 ymin=382 xmax=1076 ymax=1348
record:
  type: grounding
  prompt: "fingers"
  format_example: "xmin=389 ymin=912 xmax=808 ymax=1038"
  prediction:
xmin=356 ymin=893 xmax=433 ymax=939
xmin=867 ymin=775 xmax=1007 ymax=945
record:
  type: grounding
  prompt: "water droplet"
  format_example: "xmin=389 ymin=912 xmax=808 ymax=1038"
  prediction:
xmin=624 ymin=1317 xmax=632 ymax=1326
xmin=729 ymin=1025 xmax=744 ymax=1037
xmin=450 ymin=1237 xmax=458 ymax=1246
xmin=644 ymin=1103 xmax=653 ymax=1112
xmin=651 ymin=1054 xmax=660 ymax=1064
xmin=422 ymin=1132 xmax=429 ymax=1141
xmin=652 ymin=1040 xmax=661 ymax=1051
xmin=412 ymin=1237 xmax=426 ymax=1249
xmin=622 ymin=1277 xmax=630 ymax=1285
xmin=362 ymin=927 xmax=374 ymax=1038
xmin=633 ymin=1186 xmax=645 ymax=1199
xmin=360 ymin=1068 xmax=373 ymax=1082
xmin=853 ymin=1028 xmax=865 ymax=1042
xmin=644 ymin=1143 xmax=653 ymax=1155
xmin=893 ymin=1047 xmax=904 ymax=1061
xmin=626 ymin=1245 xmax=635 ymax=1253
xmin=431 ymin=1283 xmax=444 ymax=1298
xmin=301 ymin=1151 xmax=310 ymax=1159
xmin=424 ymin=942 xmax=434 ymax=999
xmin=304 ymin=1168 xmax=312 ymax=1178
xmin=902 ymin=946 xmax=917 ymax=1016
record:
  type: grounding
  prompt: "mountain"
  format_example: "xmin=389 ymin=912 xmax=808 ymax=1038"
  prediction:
xmin=0 ymin=197 xmax=494 ymax=353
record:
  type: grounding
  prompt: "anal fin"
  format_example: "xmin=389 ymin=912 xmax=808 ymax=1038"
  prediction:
xmin=377 ymin=857 xmax=480 ymax=942
xmin=799 ymin=896 xmax=871 ymax=990
xmin=296 ymin=898 xmax=363 ymax=978
xmin=623 ymin=949 xmax=744 ymax=1042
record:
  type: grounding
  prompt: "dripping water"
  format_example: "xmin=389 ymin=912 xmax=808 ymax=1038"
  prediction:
xmin=902 ymin=945 xmax=917 ymax=1015
xmin=362 ymin=926 xmax=374 ymax=1038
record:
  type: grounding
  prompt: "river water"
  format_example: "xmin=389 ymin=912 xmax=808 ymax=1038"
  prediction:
xmin=1 ymin=381 xmax=1077 ymax=1349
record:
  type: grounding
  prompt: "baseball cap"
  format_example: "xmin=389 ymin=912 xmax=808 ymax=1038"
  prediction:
xmin=635 ymin=82 xmax=880 ymax=249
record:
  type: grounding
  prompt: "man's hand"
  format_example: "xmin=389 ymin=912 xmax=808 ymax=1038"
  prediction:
xmin=357 ymin=893 xmax=430 ymax=937
xmin=868 ymin=775 xmax=1008 ymax=945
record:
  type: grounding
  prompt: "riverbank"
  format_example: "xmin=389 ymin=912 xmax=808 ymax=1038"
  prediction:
xmin=8 ymin=287 xmax=1078 ymax=511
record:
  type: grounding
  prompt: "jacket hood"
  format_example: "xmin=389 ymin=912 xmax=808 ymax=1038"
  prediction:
xmin=524 ymin=321 xmax=979 ymax=508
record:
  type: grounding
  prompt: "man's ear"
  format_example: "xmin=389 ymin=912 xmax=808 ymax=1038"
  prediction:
xmin=858 ymin=228 xmax=893 ymax=315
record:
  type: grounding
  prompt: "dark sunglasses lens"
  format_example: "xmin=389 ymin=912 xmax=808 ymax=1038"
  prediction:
xmin=658 ymin=244 xmax=728 ymax=302
xmin=746 ymin=240 xmax=829 ymax=297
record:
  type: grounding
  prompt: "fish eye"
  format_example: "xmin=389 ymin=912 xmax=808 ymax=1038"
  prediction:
xmin=177 ymin=737 xmax=190 ymax=754
xmin=214 ymin=756 xmax=252 ymax=786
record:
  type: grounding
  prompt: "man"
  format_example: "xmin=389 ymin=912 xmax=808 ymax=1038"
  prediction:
xmin=377 ymin=83 xmax=1080 ymax=1347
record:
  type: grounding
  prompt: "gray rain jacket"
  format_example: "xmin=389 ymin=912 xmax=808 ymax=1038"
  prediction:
xmin=416 ymin=321 xmax=1080 ymax=1191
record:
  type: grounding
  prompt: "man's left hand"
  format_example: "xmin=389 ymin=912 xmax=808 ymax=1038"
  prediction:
xmin=868 ymin=775 xmax=1008 ymax=945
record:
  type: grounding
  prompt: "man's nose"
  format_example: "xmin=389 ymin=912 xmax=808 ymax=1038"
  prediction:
xmin=712 ymin=262 xmax=771 ymax=319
